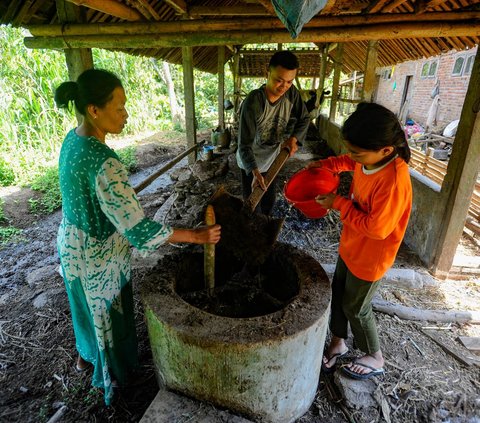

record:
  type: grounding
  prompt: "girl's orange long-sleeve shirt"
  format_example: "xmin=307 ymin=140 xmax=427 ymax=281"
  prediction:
xmin=321 ymin=155 xmax=412 ymax=281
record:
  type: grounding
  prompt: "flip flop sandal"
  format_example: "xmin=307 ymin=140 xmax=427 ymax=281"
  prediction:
xmin=341 ymin=360 xmax=385 ymax=380
xmin=75 ymin=357 xmax=91 ymax=372
xmin=321 ymin=349 xmax=349 ymax=374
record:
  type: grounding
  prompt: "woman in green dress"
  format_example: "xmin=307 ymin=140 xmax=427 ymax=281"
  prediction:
xmin=54 ymin=69 xmax=221 ymax=405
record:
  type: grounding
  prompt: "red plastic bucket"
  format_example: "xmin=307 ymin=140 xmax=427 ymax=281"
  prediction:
xmin=284 ymin=168 xmax=340 ymax=218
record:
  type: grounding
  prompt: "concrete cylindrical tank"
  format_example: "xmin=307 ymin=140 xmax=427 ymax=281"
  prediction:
xmin=141 ymin=243 xmax=331 ymax=423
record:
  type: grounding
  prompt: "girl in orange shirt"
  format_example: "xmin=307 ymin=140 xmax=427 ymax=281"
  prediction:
xmin=308 ymin=102 xmax=412 ymax=379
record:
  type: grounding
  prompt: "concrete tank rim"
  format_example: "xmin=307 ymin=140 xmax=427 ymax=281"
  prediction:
xmin=140 ymin=242 xmax=331 ymax=345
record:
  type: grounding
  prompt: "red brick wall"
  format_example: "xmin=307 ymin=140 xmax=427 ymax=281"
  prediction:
xmin=374 ymin=47 xmax=477 ymax=133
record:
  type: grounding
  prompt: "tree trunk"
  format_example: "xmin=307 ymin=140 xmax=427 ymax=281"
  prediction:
xmin=151 ymin=59 xmax=184 ymax=129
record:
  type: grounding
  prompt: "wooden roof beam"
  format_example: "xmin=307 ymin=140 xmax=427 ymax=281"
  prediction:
xmin=164 ymin=0 xmax=187 ymax=15
xmin=363 ymin=0 xmax=390 ymax=14
xmin=28 ymin=12 xmax=480 ymax=37
xmin=189 ymin=5 xmax=269 ymax=16
xmin=65 ymin=0 xmax=143 ymax=21
xmin=25 ymin=21 xmax=480 ymax=50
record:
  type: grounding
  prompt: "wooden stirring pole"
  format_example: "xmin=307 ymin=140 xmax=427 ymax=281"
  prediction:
xmin=204 ymin=204 xmax=216 ymax=296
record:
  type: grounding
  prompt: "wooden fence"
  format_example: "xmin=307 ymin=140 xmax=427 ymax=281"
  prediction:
xmin=409 ymin=148 xmax=480 ymax=237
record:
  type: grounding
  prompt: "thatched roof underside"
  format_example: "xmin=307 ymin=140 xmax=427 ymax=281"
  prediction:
xmin=1 ymin=0 xmax=479 ymax=75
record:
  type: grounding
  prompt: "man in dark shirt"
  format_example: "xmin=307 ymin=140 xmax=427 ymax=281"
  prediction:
xmin=236 ymin=50 xmax=309 ymax=215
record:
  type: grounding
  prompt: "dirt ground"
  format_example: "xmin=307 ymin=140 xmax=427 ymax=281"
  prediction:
xmin=0 ymin=130 xmax=479 ymax=423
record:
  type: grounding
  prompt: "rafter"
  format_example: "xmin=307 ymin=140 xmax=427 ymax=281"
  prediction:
xmin=363 ymin=0 xmax=390 ymax=14
xmin=163 ymin=0 xmax=187 ymax=15
xmin=65 ymin=0 xmax=142 ymax=21
xmin=256 ymin=0 xmax=276 ymax=15
xmin=382 ymin=0 xmax=411 ymax=13
xmin=189 ymin=5 xmax=269 ymax=16
xmin=320 ymin=0 xmax=338 ymax=15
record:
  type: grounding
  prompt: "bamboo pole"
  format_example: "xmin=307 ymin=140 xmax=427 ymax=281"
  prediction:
xmin=204 ymin=205 xmax=216 ymax=296
xmin=24 ymin=23 xmax=480 ymax=50
xmin=27 ymin=13 xmax=480 ymax=36
xmin=329 ymin=44 xmax=343 ymax=122
xmin=132 ymin=141 xmax=204 ymax=194
xmin=218 ymin=45 xmax=225 ymax=130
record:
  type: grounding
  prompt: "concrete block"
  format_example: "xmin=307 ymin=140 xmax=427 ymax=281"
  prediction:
xmin=140 ymin=389 xmax=254 ymax=423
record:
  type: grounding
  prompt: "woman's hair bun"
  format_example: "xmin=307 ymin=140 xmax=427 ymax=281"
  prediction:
xmin=54 ymin=81 xmax=79 ymax=109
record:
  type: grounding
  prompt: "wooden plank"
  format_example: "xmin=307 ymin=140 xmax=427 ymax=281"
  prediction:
xmin=420 ymin=329 xmax=479 ymax=366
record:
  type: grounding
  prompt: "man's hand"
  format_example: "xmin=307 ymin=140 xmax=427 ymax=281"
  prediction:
xmin=252 ymin=169 xmax=267 ymax=191
xmin=282 ymin=136 xmax=298 ymax=157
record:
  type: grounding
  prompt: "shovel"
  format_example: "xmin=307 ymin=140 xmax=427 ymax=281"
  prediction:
xmin=209 ymin=147 xmax=290 ymax=265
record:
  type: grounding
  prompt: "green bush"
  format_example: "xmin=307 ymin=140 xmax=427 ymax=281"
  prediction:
xmin=117 ymin=146 xmax=137 ymax=174
xmin=0 ymin=159 xmax=15 ymax=186
xmin=30 ymin=166 xmax=62 ymax=214
xmin=0 ymin=226 xmax=23 ymax=245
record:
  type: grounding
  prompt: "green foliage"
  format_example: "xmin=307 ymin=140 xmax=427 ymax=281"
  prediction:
xmin=116 ymin=146 xmax=137 ymax=174
xmin=0 ymin=198 xmax=5 ymax=222
xmin=0 ymin=226 xmax=23 ymax=245
xmin=29 ymin=166 xmax=62 ymax=214
xmin=0 ymin=158 xmax=15 ymax=186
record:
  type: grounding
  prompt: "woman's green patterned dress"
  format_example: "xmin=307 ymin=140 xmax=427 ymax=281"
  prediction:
xmin=57 ymin=129 xmax=172 ymax=405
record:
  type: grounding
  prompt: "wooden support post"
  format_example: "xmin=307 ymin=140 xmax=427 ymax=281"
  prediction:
xmin=350 ymin=70 xmax=357 ymax=114
xmin=56 ymin=0 xmax=94 ymax=124
xmin=182 ymin=46 xmax=197 ymax=164
xmin=232 ymin=48 xmax=242 ymax=118
xmin=315 ymin=45 xmax=328 ymax=109
xmin=432 ymin=47 xmax=480 ymax=278
xmin=363 ymin=40 xmax=379 ymax=102
xmin=329 ymin=43 xmax=343 ymax=122
xmin=217 ymin=45 xmax=225 ymax=130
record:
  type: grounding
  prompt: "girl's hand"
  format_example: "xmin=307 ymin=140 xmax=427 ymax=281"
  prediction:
xmin=315 ymin=193 xmax=336 ymax=209
xmin=305 ymin=160 xmax=323 ymax=170
xmin=195 ymin=224 xmax=221 ymax=244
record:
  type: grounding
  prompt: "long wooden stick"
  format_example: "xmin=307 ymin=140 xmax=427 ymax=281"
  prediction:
xmin=372 ymin=298 xmax=480 ymax=324
xmin=133 ymin=141 xmax=204 ymax=194
xmin=204 ymin=205 xmax=216 ymax=296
